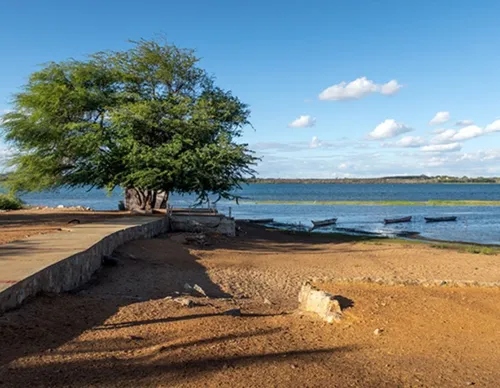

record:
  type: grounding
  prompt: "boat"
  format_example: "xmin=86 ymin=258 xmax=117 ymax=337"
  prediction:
xmin=245 ymin=218 xmax=274 ymax=224
xmin=384 ymin=216 xmax=412 ymax=224
xmin=311 ymin=218 xmax=337 ymax=228
xmin=424 ymin=216 xmax=457 ymax=223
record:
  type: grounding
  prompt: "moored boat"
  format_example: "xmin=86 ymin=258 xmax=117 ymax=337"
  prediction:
xmin=384 ymin=216 xmax=412 ymax=224
xmin=245 ymin=218 xmax=274 ymax=224
xmin=311 ymin=218 xmax=337 ymax=228
xmin=424 ymin=216 xmax=457 ymax=223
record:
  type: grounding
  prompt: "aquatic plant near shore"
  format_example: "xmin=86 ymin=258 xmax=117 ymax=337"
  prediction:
xmin=246 ymin=200 xmax=500 ymax=206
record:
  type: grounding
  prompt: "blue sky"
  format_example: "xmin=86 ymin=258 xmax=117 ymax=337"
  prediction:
xmin=1 ymin=0 xmax=500 ymax=177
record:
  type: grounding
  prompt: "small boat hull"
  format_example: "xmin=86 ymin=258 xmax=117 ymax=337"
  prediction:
xmin=311 ymin=218 xmax=337 ymax=228
xmin=246 ymin=218 xmax=274 ymax=224
xmin=384 ymin=216 xmax=412 ymax=224
xmin=424 ymin=216 xmax=457 ymax=223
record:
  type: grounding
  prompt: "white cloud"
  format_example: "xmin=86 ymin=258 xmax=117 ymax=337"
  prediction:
xmin=394 ymin=136 xmax=426 ymax=148
xmin=379 ymin=80 xmax=402 ymax=95
xmin=429 ymin=111 xmax=451 ymax=125
xmin=252 ymin=142 xmax=303 ymax=152
xmin=288 ymin=115 xmax=316 ymax=128
xmin=456 ymin=119 xmax=474 ymax=126
xmin=368 ymin=119 xmax=413 ymax=140
xmin=431 ymin=122 xmax=499 ymax=144
xmin=421 ymin=143 xmax=462 ymax=152
xmin=309 ymin=136 xmax=322 ymax=148
xmin=430 ymin=129 xmax=457 ymax=144
xmin=452 ymin=125 xmax=483 ymax=141
xmin=422 ymin=156 xmax=447 ymax=167
xmin=318 ymin=77 xmax=402 ymax=101
xmin=485 ymin=119 xmax=500 ymax=133
xmin=0 ymin=109 xmax=12 ymax=125
xmin=255 ymin=147 xmax=500 ymax=178
xmin=0 ymin=147 xmax=12 ymax=157
xmin=0 ymin=146 xmax=14 ymax=170
xmin=432 ymin=126 xmax=483 ymax=143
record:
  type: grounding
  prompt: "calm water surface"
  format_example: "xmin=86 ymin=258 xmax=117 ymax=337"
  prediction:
xmin=16 ymin=183 xmax=500 ymax=245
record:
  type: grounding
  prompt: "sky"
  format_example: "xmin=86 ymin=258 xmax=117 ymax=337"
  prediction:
xmin=1 ymin=0 xmax=500 ymax=178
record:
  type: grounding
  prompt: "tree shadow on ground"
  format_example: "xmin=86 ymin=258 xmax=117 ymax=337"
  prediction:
xmin=0 ymin=237 xmax=233 ymax=367
xmin=196 ymin=222 xmax=405 ymax=254
xmin=0 ymin=345 xmax=385 ymax=387
xmin=93 ymin=312 xmax=282 ymax=331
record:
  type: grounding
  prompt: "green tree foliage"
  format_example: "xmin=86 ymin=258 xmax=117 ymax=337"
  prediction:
xmin=1 ymin=39 xmax=257 ymax=209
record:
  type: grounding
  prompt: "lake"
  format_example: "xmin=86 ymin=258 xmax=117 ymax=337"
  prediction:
xmin=15 ymin=183 xmax=500 ymax=245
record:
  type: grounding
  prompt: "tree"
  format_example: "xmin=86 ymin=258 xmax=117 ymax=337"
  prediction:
xmin=0 ymin=39 xmax=257 ymax=210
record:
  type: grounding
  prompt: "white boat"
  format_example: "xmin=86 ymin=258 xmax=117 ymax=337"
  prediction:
xmin=311 ymin=218 xmax=337 ymax=228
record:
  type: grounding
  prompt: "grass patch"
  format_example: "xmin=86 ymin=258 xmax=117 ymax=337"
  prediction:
xmin=247 ymin=200 xmax=500 ymax=206
xmin=430 ymin=243 xmax=499 ymax=255
xmin=253 ymin=222 xmax=499 ymax=255
xmin=279 ymin=228 xmax=499 ymax=254
xmin=0 ymin=193 xmax=24 ymax=210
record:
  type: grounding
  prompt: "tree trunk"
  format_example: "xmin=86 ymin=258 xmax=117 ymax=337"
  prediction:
xmin=125 ymin=188 xmax=169 ymax=212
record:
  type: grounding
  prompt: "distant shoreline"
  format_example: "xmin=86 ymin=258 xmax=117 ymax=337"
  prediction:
xmin=249 ymin=176 xmax=499 ymax=184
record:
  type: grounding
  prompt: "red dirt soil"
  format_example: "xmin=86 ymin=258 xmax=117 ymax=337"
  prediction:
xmin=0 ymin=223 xmax=499 ymax=387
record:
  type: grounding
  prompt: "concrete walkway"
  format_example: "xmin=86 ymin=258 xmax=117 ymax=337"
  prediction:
xmin=0 ymin=216 xmax=168 ymax=313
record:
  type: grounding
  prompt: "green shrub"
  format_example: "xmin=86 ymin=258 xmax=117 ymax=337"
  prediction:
xmin=0 ymin=194 xmax=24 ymax=210
xmin=431 ymin=242 xmax=498 ymax=255
xmin=465 ymin=246 xmax=496 ymax=255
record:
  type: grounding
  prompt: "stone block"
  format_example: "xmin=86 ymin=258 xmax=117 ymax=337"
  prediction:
xmin=298 ymin=282 xmax=343 ymax=323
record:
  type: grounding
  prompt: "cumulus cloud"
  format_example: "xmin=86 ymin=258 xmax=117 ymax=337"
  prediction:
xmin=368 ymin=119 xmax=413 ymax=140
xmin=430 ymin=129 xmax=457 ymax=144
xmin=384 ymin=136 xmax=426 ymax=148
xmin=379 ymin=80 xmax=402 ymax=95
xmin=421 ymin=143 xmax=462 ymax=152
xmin=485 ymin=119 xmax=500 ymax=133
xmin=309 ymin=136 xmax=322 ymax=148
xmin=429 ymin=111 xmax=451 ymax=125
xmin=431 ymin=121 xmax=500 ymax=144
xmin=456 ymin=119 xmax=474 ymax=126
xmin=452 ymin=125 xmax=483 ymax=141
xmin=318 ymin=77 xmax=402 ymax=101
xmin=288 ymin=115 xmax=316 ymax=128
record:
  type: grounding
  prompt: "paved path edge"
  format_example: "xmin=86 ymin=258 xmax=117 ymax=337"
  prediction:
xmin=0 ymin=217 xmax=169 ymax=314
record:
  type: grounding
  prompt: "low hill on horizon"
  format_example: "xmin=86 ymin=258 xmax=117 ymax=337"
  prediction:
xmin=250 ymin=175 xmax=499 ymax=184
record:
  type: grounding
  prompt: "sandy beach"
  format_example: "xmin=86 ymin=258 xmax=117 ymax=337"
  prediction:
xmin=0 ymin=217 xmax=499 ymax=387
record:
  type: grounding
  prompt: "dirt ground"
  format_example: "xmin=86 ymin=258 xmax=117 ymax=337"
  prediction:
xmin=0 ymin=223 xmax=499 ymax=387
xmin=0 ymin=209 xmax=155 ymax=245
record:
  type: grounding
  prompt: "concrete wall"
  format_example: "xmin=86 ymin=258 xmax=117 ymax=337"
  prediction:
xmin=1 ymin=212 xmax=235 ymax=314
xmin=169 ymin=214 xmax=235 ymax=236
xmin=0 ymin=217 xmax=169 ymax=314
